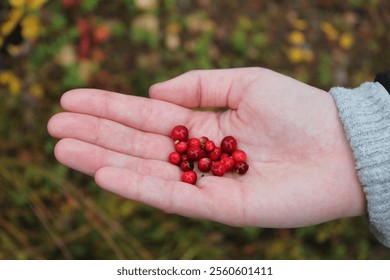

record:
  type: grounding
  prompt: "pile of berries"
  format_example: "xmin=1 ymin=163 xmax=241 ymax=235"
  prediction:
xmin=168 ymin=125 xmax=249 ymax=185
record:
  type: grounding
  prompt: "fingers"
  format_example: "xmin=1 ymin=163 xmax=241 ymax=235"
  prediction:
xmin=94 ymin=166 xmax=249 ymax=226
xmin=48 ymin=112 xmax=172 ymax=161
xmin=149 ymin=68 xmax=257 ymax=109
xmin=59 ymin=89 xmax=193 ymax=136
xmin=54 ymin=138 xmax=180 ymax=179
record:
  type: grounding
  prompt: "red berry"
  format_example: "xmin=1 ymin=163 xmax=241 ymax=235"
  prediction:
xmin=211 ymin=161 xmax=226 ymax=176
xmin=209 ymin=147 xmax=222 ymax=161
xmin=187 ymin=146 xmax=203 ymax=161
xmin=180 ymin=160 xmax=194 ymax=171
xmin=200 ymin=149 xmax=208 ymax=159
xmin=175 ymin=141 xmax=188 ymax=154
xmin=221 ymin=136 xmax=237 ymax=153
xmin=199 ymin=136 xmax=209 ymax=148
xmin=220 ymin=152 xmax=229 ymax=159
xmin=198 ymin=157 xmax=212 ymax=172
xmin=232 ymin=150 xmax=247 ymax=162
xmin=181 ymin=170 xmax=197 ymax=185
xmin=171 ymin=125 xmax=189 ymax=142
xmin=234 ymin=161 xmax=249 ymax=175
xmin=168 ymin=151 xmax=181 ymax=165
xmin=188 ymin=137 xmax=201 ymax=148
xmin=204 ymin=140 xmax=215 ymax=152
xmin=181 ymin=154 xmax=189 ymax=162
xmin=221 ymin=156 xmax=235 ymax=172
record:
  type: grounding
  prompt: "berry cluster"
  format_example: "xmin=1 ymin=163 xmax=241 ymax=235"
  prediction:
xmin=168 ymin=125 xmax=249 ymax=185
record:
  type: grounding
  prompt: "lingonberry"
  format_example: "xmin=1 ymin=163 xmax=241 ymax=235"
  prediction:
xmin=200 ymin=149 xmax=208 ymax=159
xmin=198 ymin=157 xmax=212 ymax=172
xmin=181 ymin=153 xmax=189 ymax=162
xmin=187 ymin=146 xmax=203 ymax=161
xmin=181 ymin=170 xmax=197 ymax=185
xmin=171 ymin=125 xmax=189 ymax=142
xmin=188 ymin=137 xmax=201 ymax=148
xmin=180 ymin=160 xmax=194 ymax=171
xmin=168 ymin=151 xmax=181 ymax=165
xmin=221 ymin=156 xmax=235 ymax=172
xmin=234 ymin=161 xmax=249 ymax=175
xmin=204 ymin=140 xmax=215 ymax=152
xmin=221 ymin=136 xmax=237 ymax=153
xmin=232 ymin=150 xmax=247 ymax=162
xmin=211 ymin=161 xmax=226 ymax=176
xmin=199 ymin=136 xmax=209 ymax=148
xmin=175 ymin=141 xmax=188 ymax=154
xmin=220 ymin=152 xmax=229 ymax=159
xmin=209 ymin=146 xmax=222 ymax=161
xmin=169 ymin=125 xmax=249 ymax=184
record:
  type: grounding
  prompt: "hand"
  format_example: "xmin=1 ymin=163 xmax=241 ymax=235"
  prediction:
xmin=47 ymin=67 xmax=365 ymax=228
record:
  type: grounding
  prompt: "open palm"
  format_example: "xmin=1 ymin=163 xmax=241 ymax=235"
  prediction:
xmin=48 ymin=67 xmax=365 ymax=228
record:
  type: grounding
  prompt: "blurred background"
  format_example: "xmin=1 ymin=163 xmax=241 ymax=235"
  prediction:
xmin=1 ymin=0 xmax=390 ymax=259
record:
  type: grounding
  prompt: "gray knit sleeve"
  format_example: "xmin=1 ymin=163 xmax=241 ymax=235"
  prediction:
xmin=329 ymin=82 xmax=390 ymax=247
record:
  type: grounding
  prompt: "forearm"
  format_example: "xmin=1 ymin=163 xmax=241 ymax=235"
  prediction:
xmin=329 ymin=82 xmax=390 ymax=247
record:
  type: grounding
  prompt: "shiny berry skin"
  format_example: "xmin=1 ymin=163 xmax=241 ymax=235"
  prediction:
xmin=188 ymin=137 xmax=201 ymax=148
xmin=221 ymin=156 xmax=235 ymax=172
xmin=200 ymin=149 xmax=208 ymax=159
xmin=199 ymin=136 xmax=209 ymax=148
xmin=232 ymin=150 xmax=247 ymax=162
xmin=234 ymin=161 xmax=249 ymax=175
xmin=211 ymin=161 xmax=226 ymax=176
xmin=168 ymin=151 xmax=181 ymax=165
xmin=181 ymin=153 xmax=189 ymax=162
xmin=175 ymin=141 xmax=188 ymax=154
xmin=171 ymin=125 xmax=189 ymax=142
xmin=198 ymin=157 xmax=212 ymax=172
xmin=181 ymin=170 xmax=197 ymax=185
xmin=221 ymin=136 xmax=237 ymax=153
xmin=209 ymin=146 xmax=222 ymax=161
xmin=220 ymin=152 xmax=230 ymax=159
xmin=204 ymin=140 xmax=215 ymax=152
xmin=187 ymin=146 xmax=203 ymax=161
xmin=180 ymin=160 xmax=194 ymax=171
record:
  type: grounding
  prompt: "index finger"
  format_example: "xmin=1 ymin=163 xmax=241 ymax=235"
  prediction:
xmin=60 ymin=89 xmax=193 ymax=135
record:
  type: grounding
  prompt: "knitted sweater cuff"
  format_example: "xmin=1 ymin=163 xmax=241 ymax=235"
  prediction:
xmin=329 ymin=82 xmax=390 ymax=247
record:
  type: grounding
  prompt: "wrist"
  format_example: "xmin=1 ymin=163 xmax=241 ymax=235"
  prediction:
xmin=329 ymin=82 xmax=390 ymax=247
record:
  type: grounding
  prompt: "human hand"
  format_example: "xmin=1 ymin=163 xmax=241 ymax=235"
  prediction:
xmin=48 ymin=67 xmax=365 ymax=228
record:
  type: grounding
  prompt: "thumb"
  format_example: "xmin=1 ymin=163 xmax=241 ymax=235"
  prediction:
xmin=149 ymin=68 xmax=251 ymax=109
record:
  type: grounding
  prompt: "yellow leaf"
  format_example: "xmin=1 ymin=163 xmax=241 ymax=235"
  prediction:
xmin=287 ymin=47 xmax=304 ymax=64
xmin=339 ymin=32 xmax=354 ymax=50
xmin=288 ymin=31 xmax=305 ymax=45
xmin=27 ymin=0 xmax=49 ymax=9
xmin=1 ymin=9 xmax=23 ymax=36
xmin=21 ymin=15 xmax=41 ymax=40
xmin=321 ymin=21 xmax=339 ymax=41
xmin=1 ymin=20 xmax=16 ymax=37
xmin=0 ymin=71 xmax=13 ymax=83
xmin=0 ymin=71 xmax=21 ymax=95
xmin=10 ymin=0 xmax=26 ymax=8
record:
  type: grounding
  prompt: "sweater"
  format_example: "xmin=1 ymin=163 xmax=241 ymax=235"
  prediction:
xmin=329 ymin=82 xmax=390 ymax=247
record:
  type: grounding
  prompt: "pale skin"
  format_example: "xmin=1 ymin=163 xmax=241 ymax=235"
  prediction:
xmin=47 ymin=67 xmax=366 ymax=228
